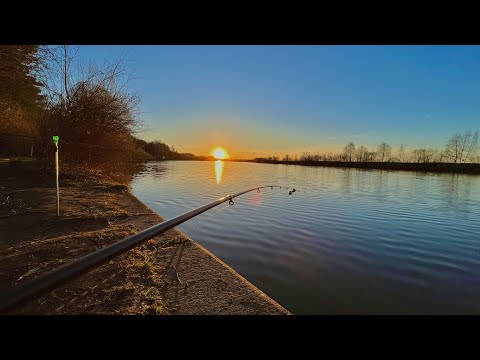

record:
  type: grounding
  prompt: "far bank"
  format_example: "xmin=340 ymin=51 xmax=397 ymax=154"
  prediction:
xmin=234 ymin=159 xmax=480 ymax=175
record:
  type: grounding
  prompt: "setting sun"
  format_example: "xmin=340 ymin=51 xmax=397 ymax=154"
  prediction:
xmin=212 ymin=147 xmax=228 ymax=159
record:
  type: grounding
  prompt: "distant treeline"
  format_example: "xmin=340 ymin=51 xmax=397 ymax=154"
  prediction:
xmin=134 ymin=139 xmax=214 ymax=161
xmin=0 ymin=45 xmax=211 ymax=176
xmin=253 ymin=134 xmax=480 ymax=174
xmin=258 ymin=133 xmax=480 ymax=165
xmin=251 ymin=159 xmax=480 ymax=174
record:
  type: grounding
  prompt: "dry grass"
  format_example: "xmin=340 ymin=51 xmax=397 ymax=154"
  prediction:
xmin=0 ymin=161 xmax=169 ymax=314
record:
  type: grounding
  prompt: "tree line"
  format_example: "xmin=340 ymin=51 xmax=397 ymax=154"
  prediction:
xmin=135 ymin=139 xmax=213 ymax=161
xmin=0 ymin=45 xmax=210 ymax=173
xmin=260 ymin=131 xmax=479 ymax=164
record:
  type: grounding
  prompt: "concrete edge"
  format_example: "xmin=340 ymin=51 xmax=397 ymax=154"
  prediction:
xmin=124 ymin=190 xmax=291 ymax=315
xmin=179 ymin=231 xmax=291 ymax=315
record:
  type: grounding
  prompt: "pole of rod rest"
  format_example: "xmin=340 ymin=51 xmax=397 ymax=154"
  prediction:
xmin=55 ymin=144 xmax=59 ymax=217
xmin=53 ymin=136 xmax=60 ymax=217
xmin=0 ymin=185 xmax=292 ymax=312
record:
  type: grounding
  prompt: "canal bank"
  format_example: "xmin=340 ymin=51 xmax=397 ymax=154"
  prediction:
xmin=0 ymin=161 xmax=289 ymax=314
xmin=248 ymin=159 xmax=480 ymax=175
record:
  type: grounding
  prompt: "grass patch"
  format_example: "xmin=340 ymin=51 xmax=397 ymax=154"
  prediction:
xmin=140 ymin=286 xmax=165 ymax=315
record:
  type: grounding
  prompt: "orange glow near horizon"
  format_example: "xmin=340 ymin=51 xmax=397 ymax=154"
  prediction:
xmin=212 ymin=147 xmax=228 ymax=159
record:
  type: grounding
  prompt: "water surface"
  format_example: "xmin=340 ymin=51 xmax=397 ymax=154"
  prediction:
xmin=131 ymin=161 xmax=480 ymax=314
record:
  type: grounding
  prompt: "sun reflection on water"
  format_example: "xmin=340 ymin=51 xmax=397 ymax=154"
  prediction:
xmin=215 ymin=160 xmax=224 ymax=183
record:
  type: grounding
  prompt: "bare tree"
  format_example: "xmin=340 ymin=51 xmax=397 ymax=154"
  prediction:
xmin=412 ymin=149 xmax=422 ymax=163
xmin=344 ymin=142 xmax=355 ymax=162
xmin=464 ymin=130 xmax=479 ymax=163
xmin=300 ymin=152 xmax=314 ymax=161
xmin=423 ymin=148 xmax=436 ymax=163
xmin=356 ymin=145 xmax=368 ymax=162
xmin=37 ymin=45 xmax=141 ymax=168
xmin=436 ymin=150 xmax=448 ymax=163
xmin=445 ymin=131 xmax=478 ymax=163
xmin=366 ymin=151 xmax=376 ymax=162
xmin=445 ymin=133 xmax=462 ymax=163
xmin=377 ymin=142 xmax=392 ymax=162
xmin=410 ymin=148 xmax=436 ymax=163
xmin=397 ymin=145 xmax=406 ymax=162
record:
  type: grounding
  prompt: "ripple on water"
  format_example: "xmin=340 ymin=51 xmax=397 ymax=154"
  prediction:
xmin=131 ymin=161 xmax=480 ymax=314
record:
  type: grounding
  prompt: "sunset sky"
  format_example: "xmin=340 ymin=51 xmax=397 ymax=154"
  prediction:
xmin=80 ymin=45 xmax=480 ymax=159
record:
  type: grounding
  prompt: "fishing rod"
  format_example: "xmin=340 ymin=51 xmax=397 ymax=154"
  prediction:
xmin=0 ymin=185 xmax=297 ymax=313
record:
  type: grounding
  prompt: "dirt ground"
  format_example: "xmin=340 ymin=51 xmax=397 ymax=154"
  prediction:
xmin=0 ymin=160 xmax=289 ymax=315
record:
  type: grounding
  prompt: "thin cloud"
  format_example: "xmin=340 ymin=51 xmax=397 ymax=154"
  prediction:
xmin=347 ymin=131 xmax=377 ymax=140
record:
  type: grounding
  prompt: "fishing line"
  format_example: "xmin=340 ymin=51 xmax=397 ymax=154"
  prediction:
xmin=212 ymin=202 xmax=232 ymax=215
xmin=180 ymin=194 xmax=236 ymax=234
xmin=180 ymin=186 xmax=300 ymax=235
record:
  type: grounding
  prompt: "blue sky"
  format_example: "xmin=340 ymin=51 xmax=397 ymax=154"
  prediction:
xmin=79 ymin=45 xmax=480 ymax=158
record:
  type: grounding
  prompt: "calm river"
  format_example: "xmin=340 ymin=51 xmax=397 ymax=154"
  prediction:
xmin=131 ymin=161 xmax=480 ymax=314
